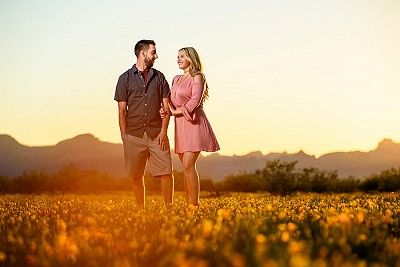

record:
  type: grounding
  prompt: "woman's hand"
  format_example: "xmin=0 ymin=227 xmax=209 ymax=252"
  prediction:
xmin=168 ymin=103 xmax=176 ymax=115
xmin=168 ymin=103 xmax=183 ymax=116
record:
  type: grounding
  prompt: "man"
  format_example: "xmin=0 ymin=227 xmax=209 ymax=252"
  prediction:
xmin=114 ymin=40 xmax=173 ymax=207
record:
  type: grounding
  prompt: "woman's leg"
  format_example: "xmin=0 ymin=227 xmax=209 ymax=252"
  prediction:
xmin=181 ymin=151 xmax=201 ymax=206
xmin=178 ymin=153 xmax=190 ymax=203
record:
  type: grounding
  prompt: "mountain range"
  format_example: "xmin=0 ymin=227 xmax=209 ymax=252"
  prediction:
xmin=1 ymin=134 xmax=400 ymax=181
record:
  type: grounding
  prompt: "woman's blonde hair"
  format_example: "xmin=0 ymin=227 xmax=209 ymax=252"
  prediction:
xmin=179 ymin=47 xmax=209 ymax=105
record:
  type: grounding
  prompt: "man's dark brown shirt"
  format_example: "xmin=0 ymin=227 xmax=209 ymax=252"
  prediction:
xmin=114 ymin=64 xmax=170 ymax=138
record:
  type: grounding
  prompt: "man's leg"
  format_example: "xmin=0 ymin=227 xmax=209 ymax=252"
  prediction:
xmin=158 ymin=174 xmax=174 ymax=205
xmin=148 ymin=134 xmax=174 ymax=205
xmin=123 ymin=134 xmax=148 ymax=208
xmin=132 ymin=176 xmax=145 ymax=207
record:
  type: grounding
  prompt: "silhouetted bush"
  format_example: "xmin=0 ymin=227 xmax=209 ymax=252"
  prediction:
xmin=222 ymin=172 xmax=263 ymax=192
xmin=300 ymin=167 xmax=338 ymax=193
xmin=2 ymin=164 xmax=128 ymax=194
xmin=1 ymin=161 xmax=399 ymax=194
xmin=173 ymin=171 xmax=185 ymax=191
xmin=359 ymin=177 xmax=380 ymax=191
xmin=360 ymin=167 xmax=400 ymax=192
xmin=200 ymin=178 xmax=216 ymax=192
xmin=262 ymin=161 xmax=298 ymax=194
xmin=218 ymin=160 xmax=364 ymax=194
xmin=0 ymin=176 xmax=12 ymax=193
xmin=334 ymin=176 xmax=360 ymax=193
xmin=11 ymin=170 xmax=51 ymax=193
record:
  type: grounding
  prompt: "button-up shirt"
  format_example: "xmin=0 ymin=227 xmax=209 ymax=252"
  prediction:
xmin=114 ymin=64 xmax=170 ymax=138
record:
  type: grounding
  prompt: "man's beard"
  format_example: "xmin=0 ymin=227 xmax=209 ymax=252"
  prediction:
xmin=144 ymin=56 xmax=154 ymax=68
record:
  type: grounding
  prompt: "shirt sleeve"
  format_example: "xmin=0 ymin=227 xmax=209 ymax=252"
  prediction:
xmin=181 ymin=81 xmax=204 ymax=122
xmin=114 ymin=72 xmax=128 ymax=101
xmin=160 ymin=73 xmax=170 ymax=99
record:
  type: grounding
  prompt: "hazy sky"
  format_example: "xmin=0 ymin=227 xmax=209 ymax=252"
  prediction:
xmin=1 ymin=0 xmax=399 ymax=156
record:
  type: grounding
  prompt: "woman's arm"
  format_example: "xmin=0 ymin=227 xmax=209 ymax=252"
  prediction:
xmin=182 ymin=74 xmax=205 ymax=113
xmin=180 ymin=74 xmax=205 ymax=121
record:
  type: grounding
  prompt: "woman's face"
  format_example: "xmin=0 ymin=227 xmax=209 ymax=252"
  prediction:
xmin=177 ymin=50 xmax=190 ymax=70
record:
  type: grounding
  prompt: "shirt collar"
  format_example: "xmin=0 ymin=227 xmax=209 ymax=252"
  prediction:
xmin=132 ymin=64 xmax=154 ymax=78
xmin=132 ymin=64 xmax=139 ymax=73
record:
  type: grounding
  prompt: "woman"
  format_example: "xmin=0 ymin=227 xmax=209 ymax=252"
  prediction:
xmin=169 ymin=47 xmax=220 ymax=206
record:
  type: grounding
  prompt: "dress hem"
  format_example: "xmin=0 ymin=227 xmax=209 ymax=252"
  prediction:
xmin=174 ymin=149 xmax=220 ymax=154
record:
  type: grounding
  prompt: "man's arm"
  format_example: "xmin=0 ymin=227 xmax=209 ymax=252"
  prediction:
xmin=157 ymin=97 xmax=171 ymax=150
xmin=118 ymin=101 xmax=127 ymax=140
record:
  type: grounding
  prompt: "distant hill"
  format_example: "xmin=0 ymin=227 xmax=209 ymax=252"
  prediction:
xmin=0 ymin=134 xmax=124 ymax=178
xmin=1 ymin=134 xmax=400 ymax=180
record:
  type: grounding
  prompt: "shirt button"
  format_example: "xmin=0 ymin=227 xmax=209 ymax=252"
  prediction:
xmin=145 ymin=94 xmax=147 ymax=96
xmin=145 ymin=103 xmax=147 ymax=106
xmin=144 ymin=113 xmax=147 ymax=116
xmin=144 ymin=123 xmax=146 ymax=126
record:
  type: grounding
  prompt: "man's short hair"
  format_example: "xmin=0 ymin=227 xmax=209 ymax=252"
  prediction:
xmin=134 ymin=40 xmax=156 ymax=57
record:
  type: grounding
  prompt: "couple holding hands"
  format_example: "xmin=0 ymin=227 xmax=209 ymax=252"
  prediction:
xmin=114 ymin=40 xmax=219 ymax=208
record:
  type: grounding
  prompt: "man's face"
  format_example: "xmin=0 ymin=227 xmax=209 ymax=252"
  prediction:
xmin=144 ymin=44 xmax=158 ymax=68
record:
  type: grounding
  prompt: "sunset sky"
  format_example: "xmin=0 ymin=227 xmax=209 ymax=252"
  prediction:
xmin=1 ymin=0 xmax=399 ymax=157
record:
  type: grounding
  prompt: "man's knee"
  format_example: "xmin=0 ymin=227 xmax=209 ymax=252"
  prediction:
xmin=155 ymin=173 xmax=173 ymax=180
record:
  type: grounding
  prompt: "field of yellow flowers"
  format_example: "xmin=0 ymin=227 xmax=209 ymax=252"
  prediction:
xmin=1 ymin=192 xmax=399 ymax=267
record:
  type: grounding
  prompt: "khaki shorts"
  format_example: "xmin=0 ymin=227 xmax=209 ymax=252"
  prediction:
xmin=123 ymin=132 xmax=172 ymax=178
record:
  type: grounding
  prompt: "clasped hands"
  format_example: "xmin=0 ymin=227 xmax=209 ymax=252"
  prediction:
xmin=159 ymin=102 xmax=181 ymax=118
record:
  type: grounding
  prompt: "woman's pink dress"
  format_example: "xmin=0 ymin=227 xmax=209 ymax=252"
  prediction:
xmin=170 ymin=75 xmax=220 ymax=154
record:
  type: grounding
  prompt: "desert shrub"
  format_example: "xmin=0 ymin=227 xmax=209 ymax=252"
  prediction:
xmin=361 ymin=167 xmax=400 ymax=192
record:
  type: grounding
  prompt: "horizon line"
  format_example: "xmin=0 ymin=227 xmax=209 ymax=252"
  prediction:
xmin=1 ymin=132 xmax=398 ymax=158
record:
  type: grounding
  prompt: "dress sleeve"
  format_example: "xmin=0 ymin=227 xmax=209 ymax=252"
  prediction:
xmin=181 ymin=81 xmax=204 ymax=122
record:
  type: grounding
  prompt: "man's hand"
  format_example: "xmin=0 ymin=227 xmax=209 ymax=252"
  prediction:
xmin=157 ymin=130 xmax=169 ymax=151
xmin=159 ymin=107 xmax=167 ymax=119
